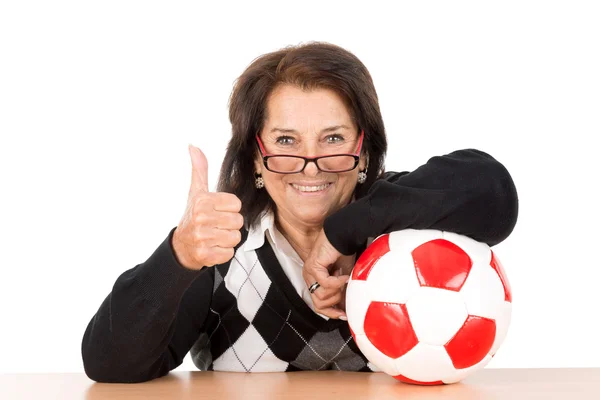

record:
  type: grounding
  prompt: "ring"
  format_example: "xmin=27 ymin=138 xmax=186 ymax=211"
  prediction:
xmin=308 ymin=281 xmax=320 ymax=294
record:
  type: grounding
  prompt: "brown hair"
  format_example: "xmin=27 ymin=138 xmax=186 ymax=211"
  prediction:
xmin=217 ymin=41 xmax=387 ymax=228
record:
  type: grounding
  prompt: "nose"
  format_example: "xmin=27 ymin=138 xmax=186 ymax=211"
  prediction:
xmin=300 ymin=139 xmax=322 ymax=176
xmin=302 ymin=159 xmax=320 ymax=177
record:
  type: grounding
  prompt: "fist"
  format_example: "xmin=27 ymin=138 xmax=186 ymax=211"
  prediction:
xmin=172 ymin=145 xmax=244 ymax=270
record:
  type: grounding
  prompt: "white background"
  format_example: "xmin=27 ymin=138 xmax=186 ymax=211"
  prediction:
xmin=1 ymin=1 xmax=599 ymax=373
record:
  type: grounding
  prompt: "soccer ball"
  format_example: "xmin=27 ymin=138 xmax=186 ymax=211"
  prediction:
xmin=346 ymin=229 xmax=512 ymax=385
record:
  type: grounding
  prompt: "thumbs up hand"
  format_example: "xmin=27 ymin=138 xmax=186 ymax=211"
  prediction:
xmin=172 ymin=145 xmax=244 ymax=270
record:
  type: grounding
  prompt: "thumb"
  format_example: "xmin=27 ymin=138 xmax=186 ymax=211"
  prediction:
xmin=334 ymin=253 xmax=357 ymax=277
xmin=188 ymin=144 xmax=209 ymax=194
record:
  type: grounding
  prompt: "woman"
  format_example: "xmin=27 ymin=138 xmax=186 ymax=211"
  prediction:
xmin=81 ymin=42 xmax=518 ymax=383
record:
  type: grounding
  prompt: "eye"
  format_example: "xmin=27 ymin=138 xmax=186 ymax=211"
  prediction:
xmin=326 ymin=134 xmax=345 ymax=144
xmin=275 ymin=136 xmax=295 ymax=145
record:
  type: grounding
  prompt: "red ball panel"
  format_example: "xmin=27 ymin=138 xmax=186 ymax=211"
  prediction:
xmin=411 ymin=239 xmax=472 ymax=291
xmin=393 ymin=374 xmax=444 ymax=385
xmin=352 ymin=234 xmax=391 ymax=281
xmin=364 ymin=302 xmax=418 ymax=359
xmin=445 ymin=315 xmax=496 ymax=369
xmin=490 ymin=250 xmax=512 ymax=302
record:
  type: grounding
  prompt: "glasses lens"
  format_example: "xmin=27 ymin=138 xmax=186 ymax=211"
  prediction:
xmin=317 ymin=156 xmax=356 ymax=172
xmin=267 ymin=156 xmax=305 ymax=173
xmin=266 ymin=155 xmax=357 ymax=173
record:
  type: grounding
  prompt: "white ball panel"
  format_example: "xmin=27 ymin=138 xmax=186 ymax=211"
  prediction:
xmin=353 ymin=334 xmax=400 ymax=376
xmin=387 ymin=229 xmax=443 ymax=254
xmin=394 ymin=343 xmax=456 ymax=382
xmin=441 ymin=354 xmax=492 ymax=384
xmin=365 ymin=251 xmax=421 ymax=304
xmin=460 ymin=262 xmax=506 ymax=319
xmin=367 ymin=362 xmax=381 ymax=372
xmin=441 ymin=231 xmax=492 ymax=264
xmin=490 ymin=301 xmax=512 ymax=355
xmin=406 ymin=287 xmax=468 ymax=345
xmin=345 ymin=280 xmax=371 ymax=335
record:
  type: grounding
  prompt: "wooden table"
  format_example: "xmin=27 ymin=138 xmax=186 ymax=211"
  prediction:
xmin=1 ymin=368 xmax=599 ymax=399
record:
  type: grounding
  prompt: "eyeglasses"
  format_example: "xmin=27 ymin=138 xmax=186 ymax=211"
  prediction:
xmin=255 ymin=130 xmax=364 ymax=174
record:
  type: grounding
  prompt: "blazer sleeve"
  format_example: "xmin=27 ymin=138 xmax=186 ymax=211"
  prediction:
xmin=323 ymin=149 xmax=519 ymax=255
xmin=81 ymin=227 xmax=214 ymax=383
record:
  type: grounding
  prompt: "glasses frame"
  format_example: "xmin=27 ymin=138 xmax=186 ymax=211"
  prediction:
xmin=255 ymin=130 xmax=365 ymax=174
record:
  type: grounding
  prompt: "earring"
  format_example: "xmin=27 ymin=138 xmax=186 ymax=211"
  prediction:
xmin=357 ymin=170 xmax=367 ymax=184
xmin=255 ymin=173 xmax=264 ymax=189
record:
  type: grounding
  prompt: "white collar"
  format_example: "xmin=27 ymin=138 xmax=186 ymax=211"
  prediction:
xmin=244 ymin=209 xmax=276 ymax=252
xmin=244 ymin=192 xmax=361 ymax=253
xmin=244 ymin=210 xmax=303 ymax=266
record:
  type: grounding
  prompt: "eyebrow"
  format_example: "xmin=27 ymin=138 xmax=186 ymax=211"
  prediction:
xmin=269 ymin=125 xmax=351 ymax=134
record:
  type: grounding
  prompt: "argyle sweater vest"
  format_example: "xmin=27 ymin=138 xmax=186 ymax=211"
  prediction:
xmin=190 ymin=228 xmax=377 ymax=372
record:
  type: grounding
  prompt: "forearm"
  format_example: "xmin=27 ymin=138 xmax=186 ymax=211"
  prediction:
xmin=81 ymin=228 xmax=206 ymax=383
xmin=324 ymin=149 xmax=519 ymax=255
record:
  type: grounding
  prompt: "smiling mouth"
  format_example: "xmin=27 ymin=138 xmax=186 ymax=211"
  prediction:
xmin=290 ymin=183 xmax=332 ymax=192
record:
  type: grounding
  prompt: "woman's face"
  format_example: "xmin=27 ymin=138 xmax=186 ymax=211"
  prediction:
xmin=255 ymin=84 xmax=368 ymax=228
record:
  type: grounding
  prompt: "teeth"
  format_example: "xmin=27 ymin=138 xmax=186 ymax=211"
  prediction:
xmin=292 ymin=183 xmax=331 ymax=192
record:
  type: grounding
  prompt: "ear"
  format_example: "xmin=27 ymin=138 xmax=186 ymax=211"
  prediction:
xmin=254 ymin=153 xmax=263 ymax=175
xmin=359 ymin=152 xmax=369 ymax=171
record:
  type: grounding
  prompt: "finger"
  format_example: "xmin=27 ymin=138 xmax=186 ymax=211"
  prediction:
xmin=189 ymin=144 xmax=209 ymax=195
xmin=303 ymin=266 xmax=348 ymax=294
xmin=307 ymin=277 xmax=344 ymax=301
xmin=304 ymin=271 xmax=344 ymax=302
xmin=304 ymin=273 xmax=347 ymax=320
xmin=217 ymin=212 xmax=244 ymax=230
xmin=195 ymin=211 xmax=244 ymax=230
xmin=315 ymin=305 xmax=347 ymax=320
xmin=208 ymin=247 xmax=234 ymax=265
xmin=311 ymin=267 xmax=350 ymax=290
xmin=210 ymin=192 xmax=243 ymax=213
xmin=302 ymin=229 xmax=348 ymax=288
xmin=313 ymin=292 xmax=343 ymax=309
xmin=214 ymin=229 xmax=242 ymax=248
xmin=194 ymin=227 xmax=241 ymax=248
xmin=311 ymin=285 xmax=342 ymax=301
